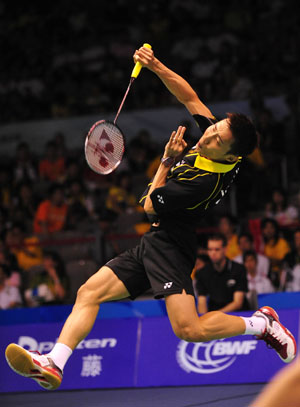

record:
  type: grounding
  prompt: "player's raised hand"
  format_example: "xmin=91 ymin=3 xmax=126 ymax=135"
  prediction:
xmin=164 ymin=126 xmax=187 ymax=158
xmin=133 ymin=45 xmax=154 ymax=69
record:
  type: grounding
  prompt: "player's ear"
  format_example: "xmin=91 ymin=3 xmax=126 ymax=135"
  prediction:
xmin=225 ymin=154 xmax=238 ymax=163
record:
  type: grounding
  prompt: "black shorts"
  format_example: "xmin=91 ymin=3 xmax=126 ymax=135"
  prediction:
xmin=105 ymin=228 xmax=195 ymax=300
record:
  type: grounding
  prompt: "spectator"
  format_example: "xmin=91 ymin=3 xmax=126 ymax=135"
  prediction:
xmin=281 ymin=228 xmax=300 ymax=291
xmin=243 ymin=250 xmax=274 ymax=309
xmin=33 ymin=183 xmax=68 ymax=235
xmin=0 ymin=166 xmax=13 ymax=211
xmin=105 ymin=171 xmax=137 ymax=219
xmin=24 ymin=251 xmax=69 ymax=307
xmin=195 ymin=233 xmax=249 ymax=314
xmin=4 ymin=222 xmax=43 ymax=272
xmin=0 ymin=239 xmax=21 ymax=289
xmin=218 ymin=214 xmax=241 ymax=259
xmin=264 ymin=186 xmax=299 ymax=227
xmin=0 ymin=264 xmax=22 ymax=309
xmin=12 ymin=142 xmax=38 ymax=185
xmin=39 ymin=140 xmax=65 ymax=183
xmin=234 ymin=232 xmax=270 ymax=277
xmin=65 ymin=179 xmax=95 ymax=230
xmin=11 ymin=182 xmax=39 ymax=232
xmin=260 ymin=217 xmax=291 ymax=289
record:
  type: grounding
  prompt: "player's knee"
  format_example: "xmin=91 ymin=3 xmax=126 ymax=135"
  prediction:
xmin=76 ymin=282 xmax=98 ymax=306
xmin=172 ymin=321 xmax=206 ymax=342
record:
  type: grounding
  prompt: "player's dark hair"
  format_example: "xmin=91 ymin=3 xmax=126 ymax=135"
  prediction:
xmin=226 ymin=113 xmax=258 ymax=156
xmin=207 ymin=233 xmax=227 ymax=247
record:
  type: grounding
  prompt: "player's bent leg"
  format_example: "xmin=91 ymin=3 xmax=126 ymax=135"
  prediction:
xmin=5 ymin=266 xmax=129 ymax=390
xmin=165 ymin=293 xmax=297 ymax=363
xmin=57 ymin=265 xmax=130 ymax=349
xmin=165 ymin=291 xmax=246 ymax=342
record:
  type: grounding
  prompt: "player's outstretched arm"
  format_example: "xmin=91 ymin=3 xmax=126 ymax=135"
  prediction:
xmin=134 ymin=46 xmax=214 ymax=119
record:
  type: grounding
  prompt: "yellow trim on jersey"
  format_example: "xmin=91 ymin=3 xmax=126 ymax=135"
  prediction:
xmin=177 ymin=172 xmax=210 ymax=181
xmin=187 ymin=173 xmax=221 ymax=210
xmin=194 ymin=155 xmax=241 ymax=173
xmin=138 ymin=182 xmax=152 ymax=204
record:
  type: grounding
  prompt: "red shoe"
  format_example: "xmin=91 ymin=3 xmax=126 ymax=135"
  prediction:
xmin=253 ymin=306 xmax=297 ymax=363
xmin=5 ymin=343 xmax=62 ymax=390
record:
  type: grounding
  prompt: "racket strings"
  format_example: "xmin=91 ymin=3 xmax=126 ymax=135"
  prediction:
xmin=85 ymin=122 xmax=124 ymax=174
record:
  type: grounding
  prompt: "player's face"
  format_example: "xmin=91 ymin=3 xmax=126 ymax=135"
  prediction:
xmin=207 ymin=239 xmax=226 ymax=265
xmin=196 ymin=119 xmax=237 ymax=163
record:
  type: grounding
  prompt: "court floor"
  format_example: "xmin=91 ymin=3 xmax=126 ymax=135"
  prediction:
xmin=0 ymin=383 xmax=265 ymax=407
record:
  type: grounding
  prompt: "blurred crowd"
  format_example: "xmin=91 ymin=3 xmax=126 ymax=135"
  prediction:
xmin=0 ymin=1 xmax=300 ymax=124
xmin=1 ymin=0 xmax=300 ymax=310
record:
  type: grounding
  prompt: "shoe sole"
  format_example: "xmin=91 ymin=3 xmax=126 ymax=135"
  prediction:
xmin=5 ymin=344 xmax=61 ymax=390
xmin=258 ymin=306 xmax=297 ymax=363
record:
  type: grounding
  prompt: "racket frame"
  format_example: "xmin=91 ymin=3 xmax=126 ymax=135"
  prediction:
xmin=84 ymin=119 xmax=125 ymax=175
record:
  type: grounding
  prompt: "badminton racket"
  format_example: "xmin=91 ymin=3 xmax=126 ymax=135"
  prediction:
xmin=85 ymin=43 xmax=152 ymax=175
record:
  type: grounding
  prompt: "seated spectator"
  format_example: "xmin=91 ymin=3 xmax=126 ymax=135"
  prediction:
xmin=234 ymin=232 xmax=270 ymax=277
xmin=0 ymin=166 xmax=13 ymax=211
xmin=243 ymin=250 xmax=274 ymax=308
xmin=24 ymin=251 xmax=69 ymax=307
xmin=218 ymin=214 xmax=241 ymax=259
xmin=11 ymin=182 xmax=39 ymax=232
xmin=285 ymin=264 xmax=300 ymax=291
xmin=33 ymin=183 xmax=68 ymax=235
xmin=12 ymin=142 xmax=38 ymax=185
xmin=4 ymin=222 xmax=43 ymax=272
xmin=0 ymin=238 xmax=22 ymax=288
xmin=281 ymin=228 xmax=300 ymax=291
xmin=264 ymin=186 xmax=299 ymax=227
xmin=195 ymin=233 xmax=249 ymax=314
xmin=260 ymin=217 xmax=291 ymax=289
xmin=39 ymin=140 xmax=65 ymax=183
xmin=105 ymin=171 xmax=137 ymax=219
xmin=0 ymin=264 xmax=22 ymax=309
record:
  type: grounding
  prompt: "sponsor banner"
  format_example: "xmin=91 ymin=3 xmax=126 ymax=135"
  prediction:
xmin=0 ymin=319 xmax=139 ymax=392
xmin=0 ymin=309 xmax=298 ymax=392
xmin=136 ymin=310 xmax=299 ymax=387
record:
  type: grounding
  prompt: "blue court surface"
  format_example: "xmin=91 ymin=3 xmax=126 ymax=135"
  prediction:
xmin=0 ymin=383 xmax=264 ymax=407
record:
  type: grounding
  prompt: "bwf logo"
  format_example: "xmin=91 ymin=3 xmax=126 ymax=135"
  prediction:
xmin=177 ymin=339 xmax=257 ymax=374
xmin=164 ymin=282 xmax=173 ymax=289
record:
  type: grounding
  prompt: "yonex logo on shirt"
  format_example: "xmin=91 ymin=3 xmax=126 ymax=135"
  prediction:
xmin=157 ymin=194 xmax=164 ymax=204
xmin=164 ymin=282 xmax=173 ymax=289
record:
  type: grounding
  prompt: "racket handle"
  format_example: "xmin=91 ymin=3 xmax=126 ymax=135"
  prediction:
xmin=131 ymin=43 xmax=152 ymax=79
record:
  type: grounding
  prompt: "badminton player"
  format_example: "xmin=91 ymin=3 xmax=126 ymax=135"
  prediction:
xmin=5 ymin=46 xmax=296 ymax=390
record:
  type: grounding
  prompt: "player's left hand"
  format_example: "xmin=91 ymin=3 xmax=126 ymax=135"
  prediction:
xmin=163 ymin=126 xmax=187 ymax=158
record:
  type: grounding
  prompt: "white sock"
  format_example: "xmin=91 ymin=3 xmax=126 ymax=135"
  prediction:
xmin=47 ymin=343 xmax=73 ymax=371
xmin=241 ymin=316 xmax=266 ymax=335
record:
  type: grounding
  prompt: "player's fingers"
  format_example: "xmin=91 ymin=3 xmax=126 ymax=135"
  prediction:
xmin=170 ymin=130 xmax=176 ymax=143
xmin=173 ymin=126 xmax=186 ymax=143
xmin=177 ymin=126 xmax=186 ymax=142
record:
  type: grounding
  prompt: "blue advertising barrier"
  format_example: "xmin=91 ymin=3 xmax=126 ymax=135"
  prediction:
xmin=0 ymin=303 xmax=299 ymax=393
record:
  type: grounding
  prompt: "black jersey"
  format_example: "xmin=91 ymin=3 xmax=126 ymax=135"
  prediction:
xmin=195 ymin=259 xmax=249 ymax=311
xmin=139 ymin=114 xmax=242 ymax=260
